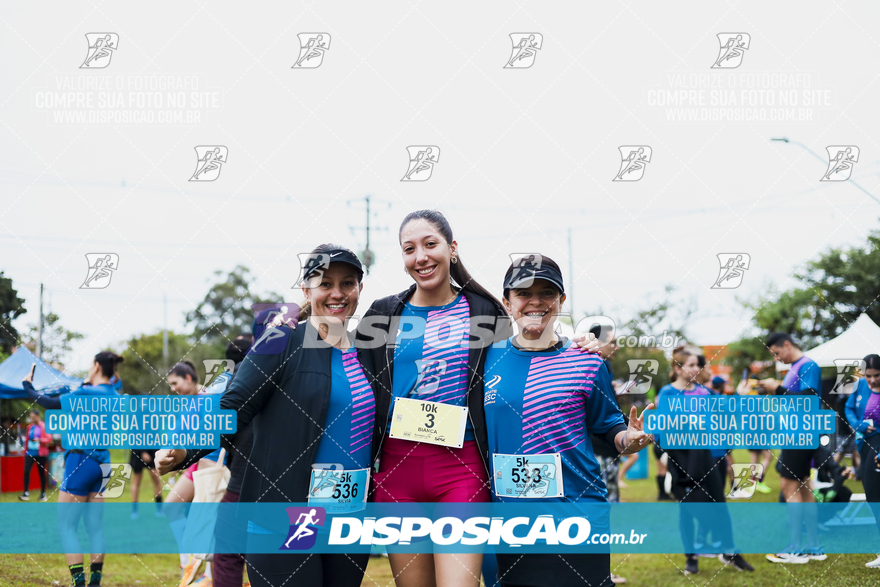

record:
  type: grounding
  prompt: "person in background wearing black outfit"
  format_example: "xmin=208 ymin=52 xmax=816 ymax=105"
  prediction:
xmin=211 ymin=334 xmax=254 ymax=587
xmin=128 ymin=448 xmax=163 ymax=519
xmin=19 ymin=409 xmax=50 ymax=501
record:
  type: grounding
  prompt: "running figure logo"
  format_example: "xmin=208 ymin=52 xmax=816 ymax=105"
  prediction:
xmin=728 ymin=464 xmax=763 ymax=499
xmin=413 ymin=359 xmax=448 ymax=396
xmin=504 ymin=33 xmax=543 ymax=69
xmin=189 ymin=146 xmax=228 ymax=181
xmin=711 ymin=253 xmax=750 ymax=289
xmin=624 ymin=360 xmax=659 ymax=394
xmin=821 ymin=146 xmax=860 ymax=182
xmin=295 ymin=253 xmax=332 ymax=287
xmin=293 ymin=33 xmax=331 ymax=68
xmin=711 ymin=33 xmax=750 ymax=69
xmin=831 ymin=359 xmax=865 ymax=395
xmin=80 ymin=254 xmax=119 ymax=289
xmin=613 ymin=146 xmax=652 ymax=181
xmin=504 ymin=254 xmax=544 ymax=290
xmin=80 ymin=33 xmax=119 ymax=69
xmin=280 ymin=507 xmax=326 ymax=550
xmin=309 ymin=464 xmax=345 ymax=498
xmin=401 ymin=146 xmax=440 ymax=182
xmin=203 ymin=360 xmax=235 ymax=387
xmin=96 ymin=464 xmax=132 ymax=499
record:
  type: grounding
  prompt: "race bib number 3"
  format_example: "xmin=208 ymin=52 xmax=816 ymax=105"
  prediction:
xmin=389 ymin=397 xmax=468 ymax=448
xmin=493 ymin=453 xmax=564 ymax=499
xmin=307 ymin=467 xmax=370 ymax=513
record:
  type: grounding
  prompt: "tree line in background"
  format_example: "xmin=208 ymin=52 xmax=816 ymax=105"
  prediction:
xmin=1 ymin=226 xmax=879 ymax=394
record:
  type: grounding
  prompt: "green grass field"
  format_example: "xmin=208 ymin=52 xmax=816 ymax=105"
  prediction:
xmin=1 ymin=448 xmax=877 ymax=586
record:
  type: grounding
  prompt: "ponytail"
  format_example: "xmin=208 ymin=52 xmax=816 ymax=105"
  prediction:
xmin=94 ymin=351 xmax=124 ymax=378
xmin=399 ymin=210 xmax=503 ymax=308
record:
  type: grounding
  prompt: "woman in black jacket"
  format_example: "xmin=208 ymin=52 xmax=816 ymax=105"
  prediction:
xmin=353 ymin=210 xmax=511 ymax=587
xmin=157 ymin=244 xmax=376 ymax=587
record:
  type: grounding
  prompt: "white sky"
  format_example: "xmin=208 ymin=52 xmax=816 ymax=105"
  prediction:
xmin=2 ymin=1 xmax=879 ymax=372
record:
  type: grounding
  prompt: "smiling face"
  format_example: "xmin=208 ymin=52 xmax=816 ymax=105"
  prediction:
xmin=167 ymin=374 xmax=198 ymax=395
xmin=503 ymin=279 xmax=565 ymax=340
xmin=400 ymin=219 xmax=457 ymax=293
xmin=673 ymin=353 xmax=702 ymax=385
xmin=302 ymin=262 xmax=362 ymax=325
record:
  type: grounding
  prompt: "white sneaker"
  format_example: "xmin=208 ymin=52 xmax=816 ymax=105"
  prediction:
xmin=766 ymin=550 xmax=809 ymax=564
xmin=866 ymin=555 xmax=880 ymax=568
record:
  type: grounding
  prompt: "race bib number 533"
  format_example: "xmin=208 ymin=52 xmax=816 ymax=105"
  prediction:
xmin=493 ymin=453 xmax=564 ymax=498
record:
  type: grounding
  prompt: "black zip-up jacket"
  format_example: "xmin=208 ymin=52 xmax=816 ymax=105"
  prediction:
xmin=176 ymin=320 xmax=376 ymax=534
xmin=354 ymin=285 xmax=512 ymax=474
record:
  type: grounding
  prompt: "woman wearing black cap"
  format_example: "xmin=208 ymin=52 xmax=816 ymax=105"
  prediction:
xmin=483 ymin=254 xmax=655 ymax=587
xmin=157 ymin=244 xmax=377 ymax=587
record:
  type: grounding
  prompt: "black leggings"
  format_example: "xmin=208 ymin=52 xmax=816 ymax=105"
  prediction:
xmin=23 ymin=454 xmax=48 ymax=494
xmin=671 ymin=455 xmax=735 ymax=554
xmin=860 ymin=434 xmax=880 ymax=528
xmin=246 ymin=552 xmax=368 ymax=587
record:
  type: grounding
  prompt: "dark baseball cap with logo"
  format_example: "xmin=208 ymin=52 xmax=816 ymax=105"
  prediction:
xmin=502 ymin=254 xmax=565 ymax=297
xmin=300 ymin=248 xmax=364 ymax=283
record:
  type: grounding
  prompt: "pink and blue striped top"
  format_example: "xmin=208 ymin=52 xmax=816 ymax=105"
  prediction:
xmin=313 ymin=347 xmax=376 ymax=468
xmin=484 ymin=339 xmax=624 ymax=502
xmin=392 ymin=294 xmax=474 ymax=438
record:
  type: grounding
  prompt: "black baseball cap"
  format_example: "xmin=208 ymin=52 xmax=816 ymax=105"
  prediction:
xmin=300 ymin=248 xmax=364 ymax=283
xmin=502 ymin=254 xmax=565 ymax=296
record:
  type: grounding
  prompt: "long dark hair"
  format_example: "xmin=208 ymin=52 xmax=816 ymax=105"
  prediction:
xmin=168 ymin=360 xmax=199 ymax=383
xmin=398 ymin=210 xmax=502 ymax=308
xmin=298 ymin=243 xmax=362 ymax=321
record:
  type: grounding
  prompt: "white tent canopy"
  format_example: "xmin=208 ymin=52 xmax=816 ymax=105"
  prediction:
xmin=776 ymin=313 xmax=880 ymax=370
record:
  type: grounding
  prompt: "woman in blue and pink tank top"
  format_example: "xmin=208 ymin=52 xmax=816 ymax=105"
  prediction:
xmin=844 ymin=353 xmax=880 ymax=569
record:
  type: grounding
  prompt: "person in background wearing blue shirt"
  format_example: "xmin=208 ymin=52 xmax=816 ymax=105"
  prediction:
xmin=760 ymin=332 xmax=826 ymax=564
xmin=25 ymin=351 xmax=124 ymax=587
xmin=844 ymin=353 xmax=880 ymax=569
xmin=483 ymin=255 xmax=654 ymax=587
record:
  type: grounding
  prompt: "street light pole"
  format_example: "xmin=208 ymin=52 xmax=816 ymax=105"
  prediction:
xmin=770 ymin=137 xmax=880 ymax=206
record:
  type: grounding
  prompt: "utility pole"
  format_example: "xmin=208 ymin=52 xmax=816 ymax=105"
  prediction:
xmin=348 ymin=194 xmax=391 ymax=275
xmin=567 ymin=228 xmax=575 ymax=322
xmin=162 ymin=292 xmax=168 ymax=369
xmin=36 ymin=283 xmax=43 ymax=359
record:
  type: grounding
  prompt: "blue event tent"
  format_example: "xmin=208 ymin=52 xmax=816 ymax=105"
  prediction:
xmin=0 ymin=346 xmax=83 ymax=399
